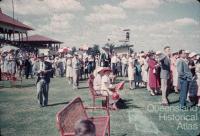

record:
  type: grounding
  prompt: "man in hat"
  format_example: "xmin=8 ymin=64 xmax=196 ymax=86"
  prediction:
xmin=158 ymin=46 xmax=171 ymax=106
xmin=121 ymin=54 xmax=128 ymax=77
xmin=72 ymin=52 xmax=80 ymax=89
xmin=34 ymin=53 xmax=52 ymax=107
xmin=177 ymin=50 xmax=192 ymax=109
xmin=188 ymin=52 xmax=197 ymax=77
xmin=111 ymin=53 xmax=118 ymax=75
xmin=24 ymin=55 xmax=31 ymax=79
xmin=7 ymin=49 xmax=16 ymax=76
xmin=57 ymin=54 xmax=66 ymax=77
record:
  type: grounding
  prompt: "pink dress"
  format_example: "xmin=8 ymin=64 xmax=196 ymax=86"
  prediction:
xmin=148 ymin=58 xmax=160 ymax=89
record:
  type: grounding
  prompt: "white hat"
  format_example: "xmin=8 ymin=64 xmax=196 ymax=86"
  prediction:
xmin=96 ymin=67 xmax=104 ymax=73
xmin=140 ymin=53 xmax=145 ymax=57
xmin=74 ymin=52 xmax=78 ymax=56
xmin=156 ymin=51 xmax=162 ymax=55
xmin=189 ymin=52 xmax=197 ymax=58
xmin=67 ymin=54 xmax=72 ymax=58
xmin=185 ymin=50 xmax=190 ymax=54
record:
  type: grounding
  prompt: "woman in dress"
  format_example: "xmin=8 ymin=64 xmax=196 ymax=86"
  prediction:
xmin=147 ymin=52 xmax=160 ymax=96
xmin=188 ymin=52 xmax=198 ymax=103
xmin=101 ymin=68 xmax=119 ymax=110
xmin=171 ymin=53 xmax=179 ymax=93
xmin=140 ymin=53 xmax=148 ymax=87
xmin=66 ymin=54 xmax=73 ymax=84
xmin=128 ymin=55 xmax=135 ymax=89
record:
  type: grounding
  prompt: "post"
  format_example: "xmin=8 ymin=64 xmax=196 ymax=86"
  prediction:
xmin=26 ymin=32 xmax=28 ymax=41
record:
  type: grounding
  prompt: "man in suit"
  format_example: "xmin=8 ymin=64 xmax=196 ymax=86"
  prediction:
xmin=159 ymin=46 xmax=171 ymax=106
xmin=72 ymin=52 xmax=80 ymax=89
xmin=34 ymin=53 xmax=52 ymax=107
xmin=177 ymin=50 xmax=192 ymax=109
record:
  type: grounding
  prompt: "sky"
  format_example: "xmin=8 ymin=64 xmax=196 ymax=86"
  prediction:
xmin=1 ymin=0 xmax=200 ymax=52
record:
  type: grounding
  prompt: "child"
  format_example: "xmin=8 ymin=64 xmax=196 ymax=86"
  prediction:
xmin=74 ymin=119 xmax=96 ymax=136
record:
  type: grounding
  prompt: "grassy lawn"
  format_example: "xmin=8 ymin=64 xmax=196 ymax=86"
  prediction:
xmin=0 ymin=77 xmax=200 ymax=136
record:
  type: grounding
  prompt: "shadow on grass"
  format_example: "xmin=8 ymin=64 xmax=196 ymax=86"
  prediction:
xmin=117 ymin=99 xmax=143 ymax=109
xmin=169 ymin=99 xmax=179 ymax=105
xmin=14 ymin=84 xmax=36 ymax=88
xmin=47 ymin=101 xmax=69 ymax=107
xmin=115 ymin=79 xmax=129 ymax=83
xmin=121 ymin=134 xmax=128 ymax=136
xmin=78 ymin=86 xmax=89 ymax=89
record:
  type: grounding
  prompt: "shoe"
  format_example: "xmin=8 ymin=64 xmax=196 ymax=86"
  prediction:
xmin=150 ymin=91 xmax=155 ymax=96
xmin=175 ymin=91 xmax=179 ymax=94
xmin=180 ymin=106 xmax=189 ymax=110
xmin=73 ymin=87 xmax=77 ymax=90
xmin=109 ymin=103 xmax=118 ymax=110
xmin=161 ymin=103 xmax=169 ymax=106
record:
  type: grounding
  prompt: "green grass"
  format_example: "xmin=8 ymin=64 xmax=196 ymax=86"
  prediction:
xmin=0 ymin=77 xmax=200 ymax=136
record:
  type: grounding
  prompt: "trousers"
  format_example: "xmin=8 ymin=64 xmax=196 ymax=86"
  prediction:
xmin=36 ymin=79 xmax=49 ymax=106
xmin=179 ymin=78 xmax=189 ymax=108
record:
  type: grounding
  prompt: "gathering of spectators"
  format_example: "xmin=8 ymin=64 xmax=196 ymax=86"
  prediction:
xmin=0 ymin=46 xmax=200 ymax=109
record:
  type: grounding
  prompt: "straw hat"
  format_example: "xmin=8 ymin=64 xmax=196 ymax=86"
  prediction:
xmin=185 ymin=50 xmax=190 ymax=54
xmin=67 ymin=54 xmax=73 ymax=58
xmin=172 ymin=51 xmax=178 ymax=55
xmin=96 ymin=67 xmax=104 ymax=73
xmin=140 ymin=53 xmax=145 ymax=57
xmin=189 ymin=52 xmax=197 ymax=58
xmin=156 ymin=51 xmax=162 ymax=55
xmin=74 ymin=52 xmax=78 ymax=56
xmin=38 ymin=53 xmax=46 ymax=58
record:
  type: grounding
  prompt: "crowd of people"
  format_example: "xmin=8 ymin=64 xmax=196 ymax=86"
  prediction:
xmin=0 ymin=46 xmax=200 ymax=109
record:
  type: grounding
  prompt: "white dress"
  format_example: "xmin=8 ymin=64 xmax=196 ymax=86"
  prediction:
xmin=66 ymin=59 xmax=73 ymax=78
xmin=93 ymin=74 xmax=102 ymax=95
xmin=101 ymin=75 xmax=112 ymax=96
xmin=173 ymin=60 xmax=179 ymax=87
xmin=140 ymin=58 xmax=148 ymax=82
xmin=128 ymin=57 xmax=135 ymax=81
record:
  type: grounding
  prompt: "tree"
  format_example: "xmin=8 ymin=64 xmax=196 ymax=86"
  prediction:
xmin=87 ymin=44 xmax=100 ymax=56
xmin=92 ymin=44 xmax=100 ymax=56
xmin=71 ymin=46 xmax=77 ymax=55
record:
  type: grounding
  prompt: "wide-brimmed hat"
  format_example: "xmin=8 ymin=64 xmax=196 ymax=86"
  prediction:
xmin=8 ymin=49 xmax=14 ymax=52
xmin=172 ymin=51 xmax=178 ymax=55
xmin=67 ymin=54 xmax=73 ymax=58
xmin=140 ymin=53 xmax=146 ymax=57
xmin=148 ymin=51 xmax=155 ymax=56
xmin=156 ymin=51 xmax=162 ymax=55
xmin=38 ymin=53 xmax=46 ymax=58
xmin=96 ymin=67 xmax=104 ymax=73
xmin=185 ymin=50 xmax=190 ymax=54
xmin=189 ymin=52 xmax=197 ymax=58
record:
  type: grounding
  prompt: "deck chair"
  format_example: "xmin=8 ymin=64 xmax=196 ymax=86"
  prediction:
xmin=56 ymin=97 xmax=110 ymax=136
xmin=88 ymin=77 xmax=109 ymax=109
